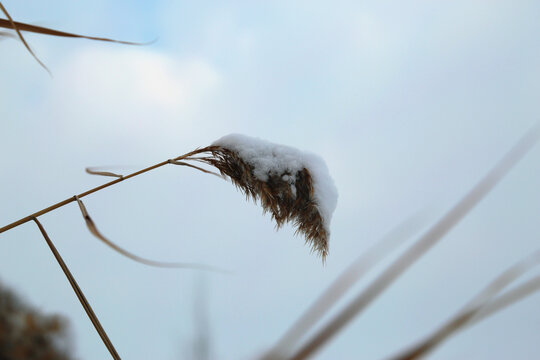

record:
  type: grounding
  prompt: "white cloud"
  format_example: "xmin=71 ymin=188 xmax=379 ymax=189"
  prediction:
xmin=45 ymin=46 xmax=221 ymax=144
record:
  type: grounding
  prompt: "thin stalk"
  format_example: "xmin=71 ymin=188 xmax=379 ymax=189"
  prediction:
xmin=0 ymin=18 xmax=151 ymax=45
xmin=0 ymin=1 xmax=50 ymax=74
xmin=262 ymin=213 xmax=426 ymax=359
xmin=387 ymin=250 xmax=540 ymax=360
xmin=0 ymin=148 xmax=211 ymax=234
xmin=289 ymin=124 xmax=540 ymax=360
xmin=33 ymin=217 xmax=121 ymax=360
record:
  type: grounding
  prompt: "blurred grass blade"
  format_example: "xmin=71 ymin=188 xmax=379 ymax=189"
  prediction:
xmin=170 ymin=160 xmax=224 ymax=178
xmin=0 ymin=18 xmax=151 ymax=45
xmin=289 ymin=124 xmax=540 ymax=360
xmin=388 ymin=250 xmax=540 ymax=360
xmin=75 ymin=196 xmax=226 ymax=273
xmin=86 ymin=167 xmax=124 ymax=178
xmin=0 ymin=30 xmax=15 ymax=39
xmin=32 ymin=217 xmax=121 ymax=360
xmin=263 ymin=213 xmax=427 ymax=359
xmin=463 ymin=250 xmax=540 ymax=308
xmin=191 ymin=274 xmax=212 ymax=360
xmin=0 ymin=2 xmax=50 ymax=74
xmin=472 ymin=275 xmax=540 ymax=324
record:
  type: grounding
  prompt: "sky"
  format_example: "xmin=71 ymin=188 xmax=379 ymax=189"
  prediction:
xmin=1 ymin=1 xmax=540 ymax=359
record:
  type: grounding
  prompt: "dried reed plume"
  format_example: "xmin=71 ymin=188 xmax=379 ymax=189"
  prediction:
xmin=192 ymin=146 xmax=331 ymax=260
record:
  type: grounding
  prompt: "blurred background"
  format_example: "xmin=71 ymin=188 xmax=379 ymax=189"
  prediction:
xmin=1 ymin=1 xmax=540 ymax=359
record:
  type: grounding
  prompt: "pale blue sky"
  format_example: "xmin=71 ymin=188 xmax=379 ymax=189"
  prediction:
xmin=1 ymin=1 xmax=540 ymax=359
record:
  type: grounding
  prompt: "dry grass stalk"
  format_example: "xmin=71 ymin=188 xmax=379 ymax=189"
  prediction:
xmin=0 ymin=1 xmax=49 ymax=74
xmin=0 ymin=0 xmax=149 ymax=74
xmin=32 ymin=217 xmax=120 ymax=360
xmin=285 ymin=124 xmax=540 ymax=360
xmin=388 ymin=250 xmax=540 ymax=360
xmin=0 ymin=18 xmax=151 ymax=45
xmin=263 ymin=214 xmax=427 ymax=359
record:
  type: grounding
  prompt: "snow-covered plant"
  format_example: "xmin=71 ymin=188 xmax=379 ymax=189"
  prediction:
xmin=193 ymin=134 xmax=338 ymax=259
xmin=2 ymin=127 xmax=540 ymax=360
xmin=0 ymin=134 xmax=338 ymax=358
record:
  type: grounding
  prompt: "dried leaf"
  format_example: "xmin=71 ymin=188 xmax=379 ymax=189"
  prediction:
xmin=75 ymin=196 xmax=226 ymax=273
xmin=0 ymin=18 xmax=152 ymax=45
xmin=86 ymin=167 xmax=124 ymax=178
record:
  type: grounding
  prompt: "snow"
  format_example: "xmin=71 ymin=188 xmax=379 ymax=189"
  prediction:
xmin=213 ymin=134 xmax=338 ymax=232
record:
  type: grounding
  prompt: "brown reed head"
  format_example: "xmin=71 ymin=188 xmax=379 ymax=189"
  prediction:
xmin=192 ymin=143 xmax=332 ymax=260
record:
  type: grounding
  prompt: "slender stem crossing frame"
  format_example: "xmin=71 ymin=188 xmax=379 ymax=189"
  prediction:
xmin=33 ymin=218 xmax=121 ymax=360
xmin=0 ymin=148 xmax=211 ymax=234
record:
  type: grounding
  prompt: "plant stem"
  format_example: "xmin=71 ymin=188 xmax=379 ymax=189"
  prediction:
xmin=0 ymin=148 xmax=211 ymax=234
xmin=33 ymin=217 xmax=121 ymax=360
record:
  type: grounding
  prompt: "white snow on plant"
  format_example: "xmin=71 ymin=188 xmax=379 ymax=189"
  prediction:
xmin=213 ymin=134 xmax=338 ymax=232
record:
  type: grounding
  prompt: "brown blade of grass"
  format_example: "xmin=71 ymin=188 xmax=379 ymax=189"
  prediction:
xmin=289 ymin=124 xmax=540 ymax=360
xmin=75 ymin=196 xmax=227 ymax=273
xmin=170 ymin=160 xmax=225 ymax=178
xmin=388 ymin=250 xmax=540 ymax=360
xmin=86 ymin=167 xmax=124 ymax=179
xmin=387 ymin=277 xmax=540 ymax=360
xmin=471 ymin=275 xmax=540 ymax=324
xmin=0 ymin=147 xmax=213 ymax=234
xmin=262 ymin=213 xmax=428 ymax=359
xmin=0 ymin=1 xmax=50 ymax=74
xmin=32 ymin=217 xmax=120 ymax=360
xmin=0 ymin=30 xmax=15 ymax=39
xmin=0 ymin=18 xmax=153 ymax=45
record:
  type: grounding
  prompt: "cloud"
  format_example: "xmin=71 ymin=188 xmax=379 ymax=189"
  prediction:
xmin=45 ymin=46 xmax=221 ymax=146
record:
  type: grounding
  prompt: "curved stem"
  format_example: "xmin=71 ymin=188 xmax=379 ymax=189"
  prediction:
xmin=0 ymin=148 xmax=211 ymax=234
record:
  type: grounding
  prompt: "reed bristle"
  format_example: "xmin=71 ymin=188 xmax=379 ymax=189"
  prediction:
xmin=195 ymin=146 xmax=329 ymax=260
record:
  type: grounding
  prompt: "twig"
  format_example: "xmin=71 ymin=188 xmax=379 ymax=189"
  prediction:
xmin=32 ymin=217 xmax=121 ymax=360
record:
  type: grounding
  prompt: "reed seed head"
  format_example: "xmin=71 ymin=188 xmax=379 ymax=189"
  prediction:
xmin=193 ymin=135 xmax=338 ymax=260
